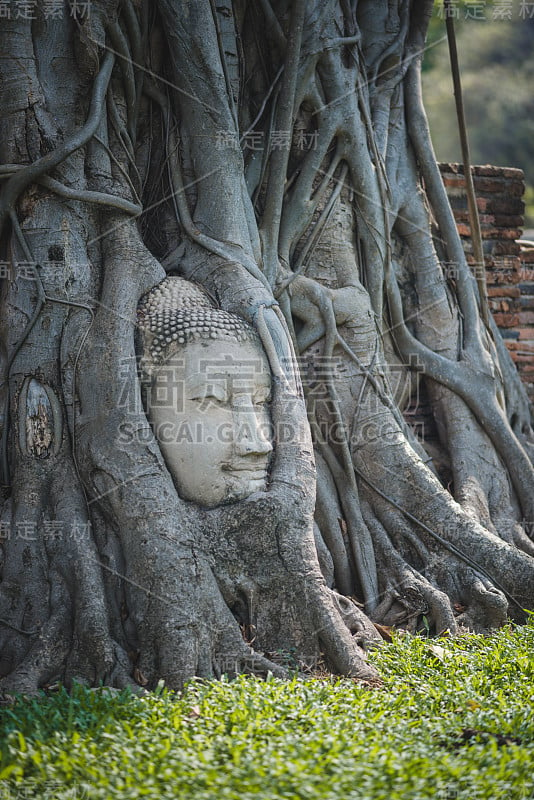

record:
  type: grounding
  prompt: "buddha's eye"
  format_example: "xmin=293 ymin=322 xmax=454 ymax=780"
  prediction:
xmin=187 ymin=382 xmax=228 ymax=404
xmin=254 ymin=387 xmax=271 ymax=406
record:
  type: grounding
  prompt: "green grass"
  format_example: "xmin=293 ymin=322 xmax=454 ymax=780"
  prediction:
xmin=1 ymin=624 xmax=534 ymax=800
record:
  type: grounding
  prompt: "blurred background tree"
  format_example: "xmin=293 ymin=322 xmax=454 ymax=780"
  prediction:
xmin=422 ymin=2 xmax=534 ymax=229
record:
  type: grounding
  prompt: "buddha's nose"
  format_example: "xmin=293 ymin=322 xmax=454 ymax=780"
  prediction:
xmin=233 ymin=404 xmax=273 ymax=457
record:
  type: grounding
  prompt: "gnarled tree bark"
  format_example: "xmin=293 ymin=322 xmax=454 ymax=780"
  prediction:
xmin=0 ymin=0 xmax=533 ymax=692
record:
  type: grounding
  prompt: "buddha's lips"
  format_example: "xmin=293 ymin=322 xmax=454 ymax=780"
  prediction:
xmin=222 ymin=463 xmax=269 ymax=476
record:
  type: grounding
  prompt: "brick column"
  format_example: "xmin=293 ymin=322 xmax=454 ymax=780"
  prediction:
xmin=439 ymin=163 xmax=534 ymax=402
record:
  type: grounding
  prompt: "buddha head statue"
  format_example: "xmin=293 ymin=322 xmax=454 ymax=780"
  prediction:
xmin=136 ymin=277 xmax=273 ymax=508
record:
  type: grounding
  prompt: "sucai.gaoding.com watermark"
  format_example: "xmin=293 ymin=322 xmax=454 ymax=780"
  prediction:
xmin=116 ymin=352 xmax=424 ymax=448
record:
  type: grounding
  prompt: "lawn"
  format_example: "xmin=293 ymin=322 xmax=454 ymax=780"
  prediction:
xmin=1 ymin=623 xmax=534 ymax=800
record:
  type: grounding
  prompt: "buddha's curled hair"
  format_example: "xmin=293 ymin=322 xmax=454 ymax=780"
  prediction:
xmin=136 ymin=276 xmax=260 ymax=377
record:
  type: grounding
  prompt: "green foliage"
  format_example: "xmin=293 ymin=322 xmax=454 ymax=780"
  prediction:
xmin=524 ymin=185 xmax=534 ymax=232
xmin=1 ymin=624 xmax=534 ymax=799
xmin=422 ymin=9 xmax=534 ymax=226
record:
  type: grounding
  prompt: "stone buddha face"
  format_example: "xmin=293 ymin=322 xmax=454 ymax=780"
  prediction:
xmin=137 ymin=277 xmax=273 ymax=508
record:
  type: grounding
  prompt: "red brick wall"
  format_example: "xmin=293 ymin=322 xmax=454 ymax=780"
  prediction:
xmin=439 ymin=163 xmax=534 ymax=402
